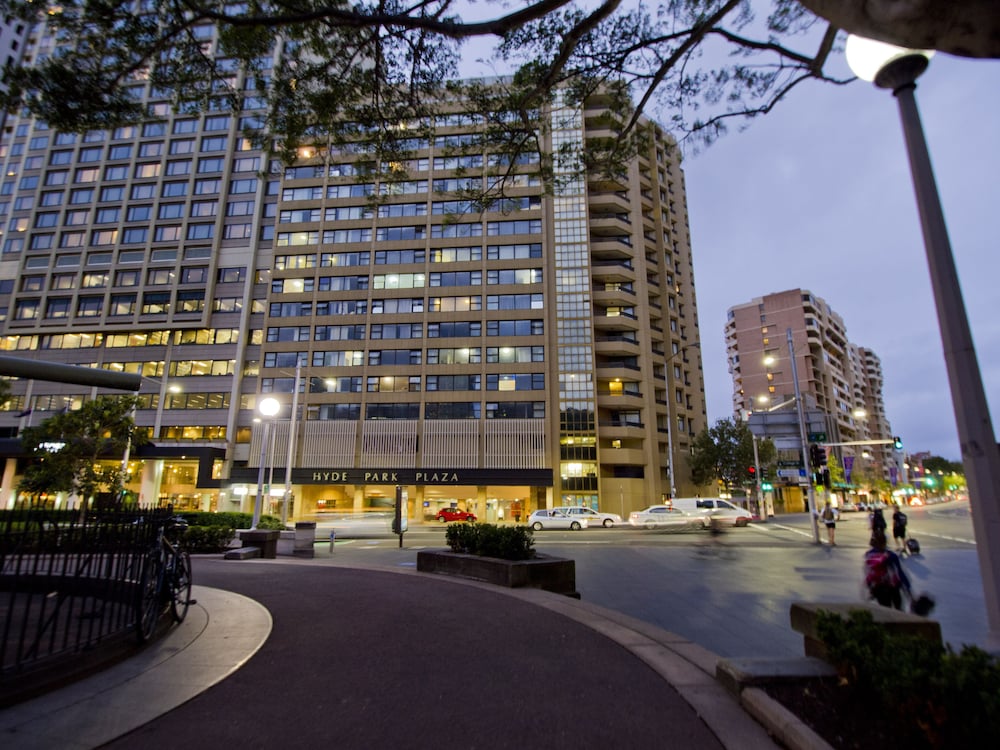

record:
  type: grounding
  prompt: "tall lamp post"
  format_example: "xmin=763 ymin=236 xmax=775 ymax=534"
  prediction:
xmin=252 ymin=396 xmax=281 ymax=529
xmin=281 ymin=360 xmax=302 ymax=525
xmin=665 ymin=341 xmax=699 ymax=499
xmin=846 ymin=35 xmax=1000 ymax=643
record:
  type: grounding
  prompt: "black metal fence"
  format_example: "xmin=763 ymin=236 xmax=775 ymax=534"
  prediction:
xmin=0 ymin=506 xmax=173 ymax=704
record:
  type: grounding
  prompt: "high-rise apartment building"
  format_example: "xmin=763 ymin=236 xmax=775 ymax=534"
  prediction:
xmin=0 ymin=23 xmax=707 ymax=521
xmin=726 ymin=288 xmax=894 ymax=480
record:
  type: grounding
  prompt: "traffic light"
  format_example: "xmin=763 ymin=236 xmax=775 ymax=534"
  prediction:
xmin=893 ymin=436 xmax=903 ymax=450
xmin=748 ymin=466 xmax=756 ymax=478
xmin=809 ymin=444 xmax=827 ymax=468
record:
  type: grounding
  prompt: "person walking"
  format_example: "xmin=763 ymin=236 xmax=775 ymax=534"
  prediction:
xmin=817 ymin=500 xmax=839 ymax=546
xmin=892 ymin=504 xmax=909 ymax=554
xmin=863 ymin=530 xmax=911 ymax=610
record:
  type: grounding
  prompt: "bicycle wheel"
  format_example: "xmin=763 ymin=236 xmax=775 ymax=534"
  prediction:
xmin=168 ymin=549 xmax=193 ymax=623
xmin=136 ymin=549 xmax=163 ymax=642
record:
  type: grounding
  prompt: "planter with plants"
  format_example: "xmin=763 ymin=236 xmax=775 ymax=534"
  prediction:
xmin=416 ymin=523 xmax=578 ymax=597
xmin=765 ymin=608 xmax=1000 ymax=749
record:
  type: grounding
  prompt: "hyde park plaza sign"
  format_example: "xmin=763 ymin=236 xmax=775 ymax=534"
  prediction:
xmin=228 ymin=465 xmax=552 ymax=487
xmin=294 ymin=468 xmax=553 ymax=486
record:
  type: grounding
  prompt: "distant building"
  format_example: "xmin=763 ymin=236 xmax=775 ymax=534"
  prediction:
xmin=726 ymin=288 xmax=894 ymax=484
xmin=0 ymin=22 xmax=707 ymax=518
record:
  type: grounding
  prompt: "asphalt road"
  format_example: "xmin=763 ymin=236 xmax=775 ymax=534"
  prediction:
xmin=314 ymin=500 xmax=989 ymax=656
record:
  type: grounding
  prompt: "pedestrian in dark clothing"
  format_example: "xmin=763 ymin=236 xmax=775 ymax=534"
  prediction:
xmin=870 ymin=507 xmax=887 ymax=534
xmin=864 ymin=530 xmax=911 ymax=610
xmin=892 ymin=505 xmax=908 ymax=554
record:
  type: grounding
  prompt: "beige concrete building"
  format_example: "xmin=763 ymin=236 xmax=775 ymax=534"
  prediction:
xmin=0 ymin=22 xmax=707 ymax=521
xmin=726 ymin=288 xmax=894 ymax=481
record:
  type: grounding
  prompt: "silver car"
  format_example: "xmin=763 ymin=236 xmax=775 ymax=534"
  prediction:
xmin=628 ymin=505 xmax=708 ymax=530
xmin=558 ymin=506 xmax=622 ymax=528
xmin=527 ymin=509 xmax=589 ymax=531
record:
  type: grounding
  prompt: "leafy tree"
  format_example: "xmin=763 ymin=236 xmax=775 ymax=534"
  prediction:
xmin=18 ymin=395 xmax=146 ymax=512
xmin=0 ymin=1 xmax=853 ymax=205
xmin=689 ymin=417 xmax=775 ymax=492
xmin=923 ymin=455 xmax=963 ymax=476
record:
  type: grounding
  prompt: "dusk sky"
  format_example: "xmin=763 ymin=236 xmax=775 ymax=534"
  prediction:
xmin=683 ymin=50 xmax=1000 ymax=462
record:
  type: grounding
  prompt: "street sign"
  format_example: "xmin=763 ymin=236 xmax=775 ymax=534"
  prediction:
xmin=808 ymin=432 xmax=828 ymax=443
xmin=777 ymin=468 xmax=806 ymax=479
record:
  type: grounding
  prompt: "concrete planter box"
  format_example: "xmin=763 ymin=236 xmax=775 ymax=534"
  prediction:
xmin=416 ymin=549 xmax=578 ymax=598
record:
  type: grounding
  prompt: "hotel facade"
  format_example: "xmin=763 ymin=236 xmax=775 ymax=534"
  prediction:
xmin=0 ymin=23 xmax=707 ymax=523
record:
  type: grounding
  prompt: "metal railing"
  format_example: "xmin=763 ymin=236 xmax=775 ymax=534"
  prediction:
xmin=0 ymin=506 xmax=174 ymax=703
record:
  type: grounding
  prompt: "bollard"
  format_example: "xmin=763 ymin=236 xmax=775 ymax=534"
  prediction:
xmin=329 ymin=529 xmax=336 ymax=554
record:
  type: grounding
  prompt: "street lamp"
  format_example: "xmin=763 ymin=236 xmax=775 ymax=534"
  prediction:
xmin=252 ymin=396 xmax=281 ymax=529
xmin=846 ymin=35 xmax=1000 ymax=644
xmin=665 ymin=341 xmax=699 ymax=499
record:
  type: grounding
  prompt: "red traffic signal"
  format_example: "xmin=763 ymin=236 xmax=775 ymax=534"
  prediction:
xmin=748 ymin=466 xmax=757 ymax=477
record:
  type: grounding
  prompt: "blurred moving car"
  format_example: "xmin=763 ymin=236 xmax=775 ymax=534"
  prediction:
xmin=839 ymin=501 xmax=859 ymax=512
xmin=436 ymin=508 xmax=477 ymax=523
xmin=558 ymin=506 xmax=622 ymax=528
xmin=629 ymin=505 xmax=707 ymax=530
xmin=527 ymin=509 xmax=588 ymax=531
xmin=670 ymin=498 xmax=753 ymax=528
xmin=314 ymin=512 xmax=394 ymax=538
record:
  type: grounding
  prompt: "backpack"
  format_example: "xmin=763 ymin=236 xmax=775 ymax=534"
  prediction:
xmin=822 ymin=506 xmax=835 ymax=522
xmin=865 ymin=551 xmax=900 ymax=591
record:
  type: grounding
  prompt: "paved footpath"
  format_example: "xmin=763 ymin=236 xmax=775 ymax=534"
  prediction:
xmin=3 ymin=557 xmax=802 ymax=750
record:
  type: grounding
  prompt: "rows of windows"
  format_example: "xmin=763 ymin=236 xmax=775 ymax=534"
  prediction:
xmin=135 ymin=392 xmax=232 ymax=410
xmin=270 ymin=244 xmax=541 ymax=272
xmin=255 ymin=345 xmax=545 ymax=369
xmin=13 ymin=289 xmax=209 ymax=319
xmin=272 ymin=218 xmax=541 ymax=249
xmin=268 ymin=271 xmax=541 ymax=299
xmin=298 ymin=401 xmax=544 ymax=420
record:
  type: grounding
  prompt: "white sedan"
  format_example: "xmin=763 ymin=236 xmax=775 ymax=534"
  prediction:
xmin=558 ymin=506 xmax=622 ymax=528
xmin=527 ymin=509 xmax=589 ymax=531
xmin=629 ymin=505 xmax=708 ymax=530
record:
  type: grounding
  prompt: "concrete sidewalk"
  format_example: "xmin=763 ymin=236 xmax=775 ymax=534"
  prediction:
xmin=0 ymin=559 xmax=828 ymax=749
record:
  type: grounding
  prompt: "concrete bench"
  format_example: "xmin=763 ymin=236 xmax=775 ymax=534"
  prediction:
xmin=790 ymin=601 xmax=942 ymax=661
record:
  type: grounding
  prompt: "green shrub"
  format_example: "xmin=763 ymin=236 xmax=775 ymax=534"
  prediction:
xmin=176 ymin=511 xmax=284 ymax=530
xmin=817 ymin=609 xmax=1000 ymax=747
xmin=445 ymin=523 xmax=534 ymax=560
xmin=182 ymin=525 xmax=236 ymax=553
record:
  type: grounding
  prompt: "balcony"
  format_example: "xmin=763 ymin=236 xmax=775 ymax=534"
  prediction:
xmin=590 ymin=236 xmax=635 ymax=262
xmin=589 ymin=212 xmax=632 ymax=237
xmin=593 ymin=311 xmax=640 ymax=334
xmin=595 ymin=335 xmax=640 ymax=358
xmin=588 ymin=191 xmax=631 ymax=214
xmin=592 ymin=286 xmax=636 ymax=307
xmin=590 ymin=260 xmax=635 ymax=284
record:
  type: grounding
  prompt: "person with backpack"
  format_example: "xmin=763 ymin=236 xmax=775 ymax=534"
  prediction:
xmin=892 ymin=504 xmax=909 ymax=554
xmin=817 ymin=500 xmax=839 ymax=546
xmin=864 ymin=529 xmax=911 ymax=610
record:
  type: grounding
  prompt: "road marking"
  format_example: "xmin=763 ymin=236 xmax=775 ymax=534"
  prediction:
xmin=749 ymin=523 xmax=815 ymax=540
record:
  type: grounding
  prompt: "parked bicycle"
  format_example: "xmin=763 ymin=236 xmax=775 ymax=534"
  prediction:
xmin=135 ymin=516 xmax=193 ymax=642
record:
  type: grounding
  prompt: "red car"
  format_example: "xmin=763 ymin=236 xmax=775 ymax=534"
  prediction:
xmin=436 ymin=508 xmax=476 ymax=523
